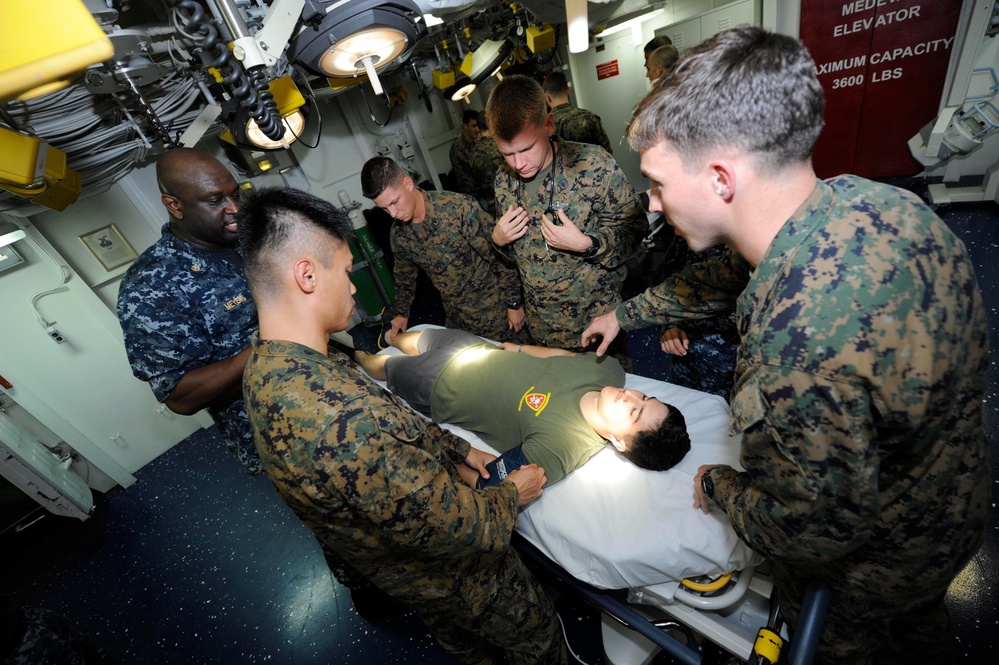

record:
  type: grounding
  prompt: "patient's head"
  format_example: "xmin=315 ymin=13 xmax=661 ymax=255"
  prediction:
xmin=587 ymin=387 xmax=691 ymax=471
xmin=621 ymin=406 xmax=690 ymax=471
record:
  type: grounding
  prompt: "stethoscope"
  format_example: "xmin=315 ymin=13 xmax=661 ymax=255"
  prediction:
xmin=515 ymin=137 xmax=564 ymax=257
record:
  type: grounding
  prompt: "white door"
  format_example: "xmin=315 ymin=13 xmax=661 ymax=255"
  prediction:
xmin=569 ymin=29 xmax=652 ymax=190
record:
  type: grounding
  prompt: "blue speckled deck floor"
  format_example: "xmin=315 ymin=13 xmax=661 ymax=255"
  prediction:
xmin=3 ymin=180 xmax=997 ymax=664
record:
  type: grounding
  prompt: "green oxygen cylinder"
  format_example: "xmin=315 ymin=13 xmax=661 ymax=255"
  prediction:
xmin=338 ymin=190 xmax=395 ymax=319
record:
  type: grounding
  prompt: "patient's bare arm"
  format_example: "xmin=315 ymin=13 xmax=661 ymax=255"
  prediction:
xmin=497 ymin=342 xmax=575 ymax=358
xmin=507 ymin=464 xmax=547 ymax=504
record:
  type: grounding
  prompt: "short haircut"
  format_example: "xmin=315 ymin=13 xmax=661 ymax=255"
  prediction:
xmin=649 ymin=44 xmax=679 ymax=73
xmin=486 ymin=75 xmax=547 ymax=142
xmin=542 ymin=71 xmax=569 ymax=97
xmin=238 ymin=187 xmax=353 ymax=301
xmin=462 ymin=109 xmax=479 ymax=124
xmin=627 ymin=25 xmax=825 ymax=174
xmin=360 ymin=156 xmax=404 ymax=200
xmin=644 ymin=34 xmax=673 ymax=57
xmin=476 ymin=110 xmax=489 ymax=132
xmin=621 ymin=404 xmax=691 ymax=472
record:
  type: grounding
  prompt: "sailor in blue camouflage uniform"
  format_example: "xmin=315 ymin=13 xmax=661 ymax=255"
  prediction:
xmin=583 ymin=27 xmax=991 ymax=664
xmin=239 ymin=187 xmax=566 ymax=665
xmin=487 ymin=76 xmax=646 ymax=368
xmin=116 ymin=148 xmax=260 ymax=474
xmin=543 ymin=72 xmax=614 ymax=154
xmin=657 ymin=240 xmax=739 ymax=399
xmin=361 ymin=156 xmax=529 ymax=345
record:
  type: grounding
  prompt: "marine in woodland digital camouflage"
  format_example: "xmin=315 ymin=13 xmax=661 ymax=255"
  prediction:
xmin=493 ymin=139 xmax=645 ymax=355
xmin=117 ymin=223 xmax=261 ymax=474
xmin=243 ymin=338 xmax=565 ymax=665
xmin=449 ymin=134 xmax=478 ymax=196
xmin=617 ymin=176 xmax=991 ymax=658
xmin=550 ymin=103 xmax=613 ymax=154
xmin=468 ymin=134 xmax=506 ymax=213
xmin=390 ymin=190 xmax=529 ymax=343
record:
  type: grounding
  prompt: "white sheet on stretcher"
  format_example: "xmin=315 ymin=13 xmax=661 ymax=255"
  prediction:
xmin=371 ymin=329 xmax=763 ymax=600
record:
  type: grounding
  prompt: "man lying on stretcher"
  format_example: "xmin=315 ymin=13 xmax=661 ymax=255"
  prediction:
xmin=356 ymin=328 xmax=690 ymax=487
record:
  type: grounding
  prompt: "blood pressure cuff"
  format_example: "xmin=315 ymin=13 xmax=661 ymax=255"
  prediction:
xmin=475 ymin=445 xmax=530 ymax=489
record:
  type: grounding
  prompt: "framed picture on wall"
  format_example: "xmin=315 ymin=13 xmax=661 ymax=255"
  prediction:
xmin=79 ymin=224 xmax=138 ymax=271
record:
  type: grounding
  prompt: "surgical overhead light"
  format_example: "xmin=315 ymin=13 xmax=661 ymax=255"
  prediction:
xmin=289 ymin=0 xmax=427 ymax=95
xmin=221 ymin=76 xmax=309 ymax=150
xmin=445 ymin=76 xmax=477 ymax=104
xmin=462 ymin=39 xmax=513 ymax=84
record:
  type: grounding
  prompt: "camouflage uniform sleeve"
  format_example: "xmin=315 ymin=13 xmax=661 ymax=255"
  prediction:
xmin=338 ymin=406 xmax=520 ymax=557
xmin=588 ymin=115 xmax=613 ymax=154
xmin=585 ymin=159 xmax=645 ymax=271
xmin=708 ymin=366 xmax=881 ymax=563
xmin=390 ymin=232 xmax=419 ymax=318
xmin=616 ymin=250 xmax=752 ymax=330
xmin=491 ymin=169 xmax=517 ymax=261
xmin=461 ymin=198 xmax=522 ymax=305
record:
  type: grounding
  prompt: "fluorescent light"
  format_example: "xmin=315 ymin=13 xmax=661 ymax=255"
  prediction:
xmin=566 ymin=0 xmax=589 ymax=54
xmin=0 ymin=222 xmax=26 ymax=248
xmin=599 ymin=9 xmax=665 ymax=37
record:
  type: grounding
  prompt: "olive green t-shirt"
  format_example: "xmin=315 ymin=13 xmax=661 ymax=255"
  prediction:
xmin=430 ymin=344 xmax=625 ymax=483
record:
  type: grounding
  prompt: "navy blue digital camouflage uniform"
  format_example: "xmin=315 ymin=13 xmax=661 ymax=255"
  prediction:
xmin=244 ymin=338 xmax=566 ymax=665
xmin=617 ymin=176 xmax=991 ymax=663
xmin=659 ymin=239 xmax=739 ymax=399
xmin=117 ymin=223 xmax=260 ymax=474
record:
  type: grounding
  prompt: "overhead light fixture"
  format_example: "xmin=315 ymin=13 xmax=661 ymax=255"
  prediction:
xmin=0 ymin=128 xmax=80 ymax=211
xmin=220 ymin=76 xmax=309 ymax=150
xmin=445 ymin=76 xmax=476 ymax=103
xmin=0 ymin=221 xmax=27 ymax=248
xmin=599 ymin=9 xmax=665 ymax=37
xmin=565 ymin=0 xmax=589 ymax=54
xmin=289 ymin=0 xmax=427 ymax=94
xmin=462 ymin=39 xmax=513 ymax=84
xmin=0 ymin=0 xmax=114 ymax=103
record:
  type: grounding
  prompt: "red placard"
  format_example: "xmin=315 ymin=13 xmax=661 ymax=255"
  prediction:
xmin=800 ymin=0 xmax=961 ymax=178
xmin=596 ymin=60 xmax=620 ymax=81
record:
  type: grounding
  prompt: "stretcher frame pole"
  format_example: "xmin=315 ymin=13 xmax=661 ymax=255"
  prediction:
xmin=787 ymin=581 xmax=831 ymax=665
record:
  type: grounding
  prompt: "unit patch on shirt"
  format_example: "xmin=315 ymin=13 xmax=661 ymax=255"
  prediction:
xmin=520 ymin=387 xmax=551 ymax=416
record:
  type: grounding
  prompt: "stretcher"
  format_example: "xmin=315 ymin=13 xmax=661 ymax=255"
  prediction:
xmin=369 ymin=327 xmax=829 ymax=664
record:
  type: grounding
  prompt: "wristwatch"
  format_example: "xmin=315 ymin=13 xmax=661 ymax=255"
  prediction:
xmin=506 ymin=300 xmax=522 ymax=310
xmin=700 ymin=472 xmax=715 ymax=500
xmin=581 ymin=234 xmax=599 ymax=258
